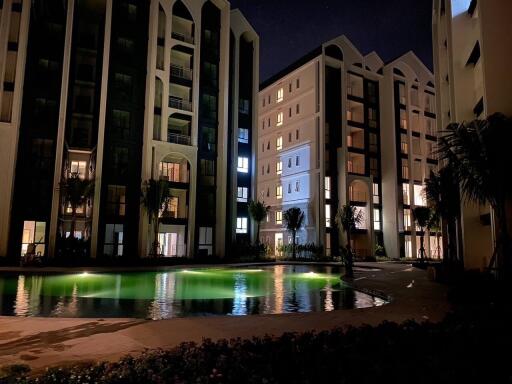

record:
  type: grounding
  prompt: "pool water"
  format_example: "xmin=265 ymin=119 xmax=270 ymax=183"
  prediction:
xmin=0 ymin=265 xmax=386 ymax=319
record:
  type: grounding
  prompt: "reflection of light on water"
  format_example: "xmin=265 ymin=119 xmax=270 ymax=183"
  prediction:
xmin=274 ymin=265 xmax=284 ymax=314
xmin=232 ymin=273 xmax=247 ymax=316
xmin=148 ymin=272 xmax=176 ymax=319
xmin=14 ymin=276 xmax=29 ymax=316
xmin=324 ymin=281 xmax=334 ymax=312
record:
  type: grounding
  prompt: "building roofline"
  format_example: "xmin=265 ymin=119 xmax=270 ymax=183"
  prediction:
xmin=259 ymin=46 xmax=322 ymax=91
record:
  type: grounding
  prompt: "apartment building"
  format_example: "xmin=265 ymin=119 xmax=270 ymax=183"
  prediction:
xmin=432 ymin=0 xmax=512 ymax=270
xmin=258 ymin=36 xmax=440 ymax=259
xmin=0 ymin=0 xmax=258 ymax=261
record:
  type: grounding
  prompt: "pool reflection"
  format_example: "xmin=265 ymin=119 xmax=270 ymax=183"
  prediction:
xmin=0 ymin=265 xmax=386 ymax=318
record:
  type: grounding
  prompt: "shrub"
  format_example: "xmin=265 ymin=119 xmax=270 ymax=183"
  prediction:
xmin=7 ymin=305 xmax=512 ymax=384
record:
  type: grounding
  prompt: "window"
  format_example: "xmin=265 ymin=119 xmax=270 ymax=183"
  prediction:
xmin=400 ymin=109 xmax=407 ymax=129
xmin=370 ymin=158 xmax=378 ymax=177
xmin=104 ymin=224 xmax=123 ymax=257
xmin=289 ymin=83 xmax=292 ymax=92
xmin=296 ymin=78 xmax=300 ymax=88
xmin=295 ymin=181 xmax=300 ymax=192
xmin=412 ymin=137 xmax=421 ymax=155
xmin=262 ymin=98 xmax=265 ymax=107
xmin=325 ymin=204 xmax=331 ymax=227
xmin=200 ymin=159 xmax=215 ymax=186
xmin=238 ymin=128 xmax=249 ymax=143
xmin=277 ymin=112 xmax=283 ymax=126
xmin=288 ymin=132 xmax=292 ymax=142
xmin=402 ymin=159 xmax=409 ymax=179
xmin=374 ymin=208 xmax=381 ymax=231
xmin=296 ymin=104 xmax=300 ymax=114
xmin=401 ymin=134 xmax=408 ymax=154
xmin=295 ymin=156 xmax=300 ymax=166
xmin=288 ymin=158 xmax=292 ymax=168
xmin=106 ymin=185 xmax=126 ymax=217
xmin=368 ymin=108 xmax=377 ymax=128
xmin=276 ymin=161 xmax=282 ymax=175
xmin=276 ymin=136 xmax=283 ymax=150
xmin=398 ymin=83 xmax=406 ymax=104
xmin=198 ymin=227 xmax=213 ymax=255
xmin=237 ymin=187 xmax=248 ymax=202
xmin=289 ymin=108 xmax=292 ymax=117
xmin=236 ymin=217 xmax=248 ymax=234
xmin=296 ymin=129 xmax=299 ymax=140
xmin=268 ymin=95 xmax=270 ymax=104
xmin=373 ymin=183 xmax=380 ymax=204
xmin=268 ymin=118 xmax=270 ymax=127
xmin=325 ymin=177 xmax=331 ymax=199
xmin=414 ymin=184 xmax=426 ymax=206
xmin=277 ymin=88 xmax=283 ymax=102
xmin=276 ymin=210 xmax=283 ymax=225
xmin=267 ymin=141 xmax=270 ymax=150
xmin=21 ymin=221 xmax=46 ymax=256
xmin=276 ymin=185 xmax=283 ymax=199
xmin=69 ymin=160 xmax=87 ymax=178
xmin=404 ymin=209 xmax=412 ymax=230
xmin=288 ymin=183 xmax=292 ymax=194
xmin=237 ymin=156 xmax=249 ymax=173
xmin=402 ymin=183 xmax=410 ymax=205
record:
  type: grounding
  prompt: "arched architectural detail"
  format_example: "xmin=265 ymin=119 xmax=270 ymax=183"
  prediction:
xmin=325 ymin=44 xmax=344 ymax=61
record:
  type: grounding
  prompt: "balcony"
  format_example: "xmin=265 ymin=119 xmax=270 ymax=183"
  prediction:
xmin=171 ymin=64 xmax=193 ymax=81
xmin=171 ymin=31 xmax=194 ymax=45
xmin=169 ymin=96 xmax=192 ymax=112
xmin=167 ymin=132 xmax=191 ymax=146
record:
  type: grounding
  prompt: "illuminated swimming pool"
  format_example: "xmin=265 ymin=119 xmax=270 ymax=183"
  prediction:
xmin=0 ymin=265 xmax=386 ymax=319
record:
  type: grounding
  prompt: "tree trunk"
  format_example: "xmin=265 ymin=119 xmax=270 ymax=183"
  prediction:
xmin=345 ymin=231 xmax=353 ymax=278
xmin=70 ymin=207 xmax=77 ymax=239
xmin=256 ymin=221 xmax=260 ymax=245
xmin=153 ymin=213 xmax=160 ymax=257
xmin=292 ymin=230 xmax=296 ymax=260
xmin=420 ymin=231 xmax=425 ymax=261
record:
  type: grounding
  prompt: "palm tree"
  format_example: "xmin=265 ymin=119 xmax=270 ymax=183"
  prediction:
xmin=413 ymin=206 xmax=431 ymax=261
xmin=141 ymin=179 xmax=171 ymax=257
xmin=336 ymin=204 xmax=363 ymax=278
xmin=248 ymin=200 xmax=270 ymax=245
xmin=424 ymin=166 xmax=462 ymax=266
xmin=60 ymin=172 xmax=94 ymax=239
xmin=438 ymin=113 xmax=512 ymax=278
xmin=427 ymin=210 xmax=442 ymax=260
xmin=283 ymin=207 xmax=304 ymax=260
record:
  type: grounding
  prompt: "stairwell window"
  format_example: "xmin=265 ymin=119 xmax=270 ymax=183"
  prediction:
xmin=277 ymin=112 xmax=283 ymax=126
xmin=237 ymin=156 xmax=249 ymax=173
xmin=237 ymin=187 xmax=248 ymax=202
xmin=277 ymin=88 xmax=283 ymax=103
xmin=276 ymin=136 xmax=283 ymax=150
xmin=276 ymin=161 xmax=282 ymax=175
xmin=276 ymin=185 xmax=283 ymax=199
xmin=276 ymin=210 xmax=283 ymax=225
xmin=236 ymin=217 xmax=248 ymax=234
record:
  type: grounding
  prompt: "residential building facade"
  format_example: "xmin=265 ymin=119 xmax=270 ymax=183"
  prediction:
xmin=432 ymin=0 xmax=512 ymax=270
xmin=0 ymin=0 xmax=257 ymax=261
xmin=258 ymin=36 xmax=440 ymax=259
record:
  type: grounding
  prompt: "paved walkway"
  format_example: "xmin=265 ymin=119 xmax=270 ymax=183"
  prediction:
xmin=0 ymin=262 xmax=451 ymax=371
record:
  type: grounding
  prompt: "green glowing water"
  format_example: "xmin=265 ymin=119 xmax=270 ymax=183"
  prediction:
xmin=0 ymin=265 xmax=386 ymax=318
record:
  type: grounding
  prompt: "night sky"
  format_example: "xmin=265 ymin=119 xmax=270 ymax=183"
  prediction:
xmin=229 ymin=0 xmax=434 ymax=83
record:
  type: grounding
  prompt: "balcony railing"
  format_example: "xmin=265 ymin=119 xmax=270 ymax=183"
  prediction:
xmin=171 ymin=64 xmax=193 ymax=81
xmin=167 ymin=132 xmax=191 ymax=146
xmin=169 ymin=96 xmax=192 ymax=112
xmin=171 ymin=31 xmax=194 ymax=44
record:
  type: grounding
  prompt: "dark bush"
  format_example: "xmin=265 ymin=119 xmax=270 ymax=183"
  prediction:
xmin=6 ymin=303 xmax=512 ymax=384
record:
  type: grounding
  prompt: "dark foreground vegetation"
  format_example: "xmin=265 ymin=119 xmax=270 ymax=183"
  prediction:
xmin=2 ymin=277 xmax=511 ymax=384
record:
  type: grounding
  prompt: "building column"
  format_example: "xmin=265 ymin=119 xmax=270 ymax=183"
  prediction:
xmin=89 ymin=0 xmax=113 ymax=259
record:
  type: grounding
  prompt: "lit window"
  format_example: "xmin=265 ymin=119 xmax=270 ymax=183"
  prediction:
xmin=414 ymin=184 xmax=426 ymax=206
xmin=404 ymin=209 xmax=412 ymax=230
xmin=277 ymin=88 xmax=283 ymax=102
xmin=276 ymin=210 xmax=283 ymax=225
xmin=373 ymin=183 xmax=380 ymax=204
xmin=236 ymin=217 xmax=248 ymax=234
xmin=277 ymin=112 xmax=283 ymax=126
xmin=21 ymin=221 xmax=46 ymax=256
xmin=276 ymin=161 xmax=282 ymax=175
xmin=374 ymin=208 xmax=381 ymax=231
xmin=238 ymin=128 xmax=249 ymax=143
xmin=325 ymin=204 xmax=331 ymax=227
xmin=276 ymin=136 xmax=283 ymax=150
xmin=70 ymin=160 xmax=87 ymax=178
xmin=400 ymin=109 xmax=408 ymax=129
xmin=237 ymin=156 xmax=249 ymax=173
xmin=402 ymin=183 xmax=410 ymax=205
xmin=276 ymin=185 xmax=282 ymax=199
xmin=325 ymin=177 xmax=331 ymax=199
xmin=237 ymin=187 xmax=248 ymax=202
